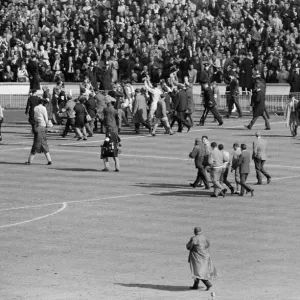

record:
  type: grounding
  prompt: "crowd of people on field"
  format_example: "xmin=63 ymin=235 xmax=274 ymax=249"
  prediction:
xmin=2 ymin=0 xmax=300 ymax=91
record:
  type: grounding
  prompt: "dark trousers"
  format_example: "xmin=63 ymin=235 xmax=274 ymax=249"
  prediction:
xmin=221 ymin=167 xmax=234 ymax=190
xmin=193 ymin=165 xmax=210 ymax=188
xmin=0 ymin=117 xmax=3 ymax=136
xmin=254 ymin=158 xmax=270 ymax=183
xmin=135 ymin=122 xmax=151 ymax=132
xmin=249 ymin=111 xmax=270 ymax=129
xmin=62 ymin=118 xmax=76 ymax=137
xmin=228 ymin=95 xmax=243 ymax=117
xmin=238 ymin=173 xmax=252 ymax=195
xmin=200 ymin=106 xmax=223 ymax=125
xmin=185 ymin=113 xmax=194 ymax=127
xmin=173 ymin=111 xmax=190 ymax=132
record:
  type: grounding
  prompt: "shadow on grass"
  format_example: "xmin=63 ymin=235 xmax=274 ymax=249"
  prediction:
xmin=135 ymin=183 xmax=192 ymax=189
xmin=134 ymin=183 xmax=212 ymax=197
xmin=52 ymin=167 xmax=99 ymax=172
xmin=115 ymin=283 xmax=192 ymax=292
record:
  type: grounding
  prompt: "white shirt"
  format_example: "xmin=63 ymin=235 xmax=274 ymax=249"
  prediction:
xmin=34 ymin=104 xmax=48 ymax=127
xmin=0 ymin=104 xmax=4 ymax=118
xmin=145 ymin=81 xmax=162 ymax=105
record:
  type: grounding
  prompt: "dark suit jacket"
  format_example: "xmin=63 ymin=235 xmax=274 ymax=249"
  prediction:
xmin=189 ymin=143 xmax=209 ymax=168
xmin=236 ymin=150 xmax=251 ymax=174
xmin=174 ymin=89 xmax=188 ymax=112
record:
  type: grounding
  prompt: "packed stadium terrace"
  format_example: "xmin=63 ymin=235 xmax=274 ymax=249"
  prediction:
xmin=0 ymin=0 xmax=300 ymax=88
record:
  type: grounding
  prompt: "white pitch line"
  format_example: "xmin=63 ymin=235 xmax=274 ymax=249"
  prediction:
xmin=0 ymin=147 xmax=31 ymax=152
xmin=50 ymin=149 xmax=300 ymax=169
xmin=0 ymin=174 xmax=299 ymax=214
xmin=0 ymin=202 xmax=67 ymax=229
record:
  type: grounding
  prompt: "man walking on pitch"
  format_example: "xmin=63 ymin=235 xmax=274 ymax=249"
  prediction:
xmin=225 ymin=73 xmax=243 ymax=119
xmin=199 ymin=83 xmax=223 ymax=126
xmin=209 ymin=142 xmax=227 ymax=197
xmin=234 ymin=144 xmax=254 ymax=197
xmin=252 ymin=131 xmax=271 ymax=185
xmin=244 ymin=79 xmax=270 ymax=130
xmin=189 ymin=138 xmax=210 ymax=190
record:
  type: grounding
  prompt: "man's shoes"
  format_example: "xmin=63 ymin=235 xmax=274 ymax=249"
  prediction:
xmin=47 ymin=161 xmax=52 ymax=165
xmin=151 ymin=133 xmax=156 ymax=136
xmin=250 ymin=189 xmax=254 ymax=197
xmin=205 ymin=283 xmax=212 ymax=291
xmin=77 ymin=137 xmax=82 ymax=141
xmin=254 ymin=182 xmax=262 ymax=185
xmin=60 ymin=134 xmax=66 ymax=138
xmin=83 ymin=137 xmax=87 ymax=140
xmin=234 ymin=191 xmax=240 ymax=195
xmin=169 ymin=131 xmax=175 ymax=135
xmin=25 ymin=161 xmax=31 ymax=165
xmin=210 ymin=194 xmax=218 ymax=197
xmin=267 ymin=177 xmax=271 ymax=184
xmin=115 ymin=169 xmax=119 ymax=172
xmin=230 ymin=187 xmax=235 ymax=195
xmin=218 ymin=121 xmax=223 ymax=126
xmin=244 ymin=125 xmax=251 ymax=130
xmin=87 ymin=134 xmax=93 ymax=137
xmin=187 ymin=126 xmax=191 ymax=132
xmin=102 ymin=168 xmax=108 ymax=172
xmin=190 ymin=183 xmax=196 ymax=189
xmin=265 ymin=128 xmax=271 ymax=130
xmin=189 ymin=286 xmax=199 ymax=290
xmin=198 ymin=183 xmax=204 ymax=187
xmin=222 ymin=189 xmax=227 ymax=197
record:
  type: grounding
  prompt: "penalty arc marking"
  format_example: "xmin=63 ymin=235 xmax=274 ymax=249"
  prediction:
xmin=0 ymin=202 xmax=67 ymax=229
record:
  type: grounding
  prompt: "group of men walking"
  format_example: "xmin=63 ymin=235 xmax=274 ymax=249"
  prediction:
xmin=189 ymin=132 xmax=271 ymax=198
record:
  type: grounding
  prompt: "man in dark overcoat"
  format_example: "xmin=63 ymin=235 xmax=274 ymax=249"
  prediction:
xmin=85 ymin=62 xmax=99 ymax=91
xmin=199 ymin=83 xmax=223 ymax=126
xmin=288 ymin=63 xmax=300 ymax=93
xmin=27 ymin=53 xmax=40 ymax=92
xmin=99 ymin=62 xmax=113 ymax=91
xmin=173 ymin=85 xmax=191 ymax=132
xmin=245 ymin=80 xmax=270 ymax=130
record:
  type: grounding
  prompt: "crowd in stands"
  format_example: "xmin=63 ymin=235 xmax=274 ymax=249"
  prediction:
xmin=1 ymin=0 xmax=300 ymax=90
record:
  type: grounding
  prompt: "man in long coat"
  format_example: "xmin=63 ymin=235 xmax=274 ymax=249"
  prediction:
xmin=103 ymin=97 xmax=119 ymax=134
xmin=199 ymin=83 xmax=223 ymax=126
xmin=186 ymin=226 xmax=217 ymax=291
xmin=132 ymin=89 xmax=151 ymax=134
xmin=27 ymin=53 xmax=40 ymax=92
xmin=85 ymin=62 xmax=99 ymax=91
xmin=99 ymin=62 xmax=113 ymax=91
xmin=288 ymin=64 xmax=300 ymax=93
xmin=244 ymin=80 xmax=270 ymax=130
xmin=239 ymin=53 xmax=253 ymax=92
xmin=173 ymin=85 xmax=191 ymax=132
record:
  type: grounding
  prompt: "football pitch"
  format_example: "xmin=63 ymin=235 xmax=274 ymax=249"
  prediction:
xmin=0 ymin=111 xmax=299 ymax=300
